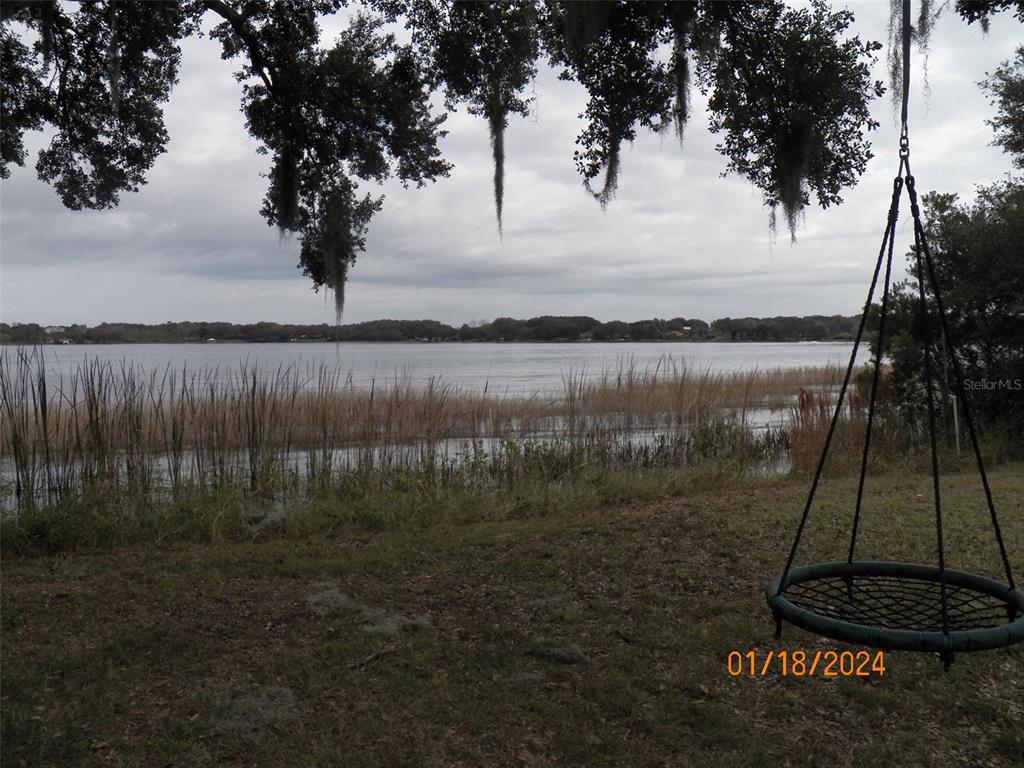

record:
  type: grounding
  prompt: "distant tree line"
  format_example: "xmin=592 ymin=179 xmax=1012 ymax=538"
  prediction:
xmin=710 ymin=315 xmax=859 ymax=342
xmin=1 ymin=315 xmax=859 ymax=345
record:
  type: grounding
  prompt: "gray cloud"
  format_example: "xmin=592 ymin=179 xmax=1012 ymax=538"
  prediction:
xmin=1 ymin=3 xmax=1020 ymax=326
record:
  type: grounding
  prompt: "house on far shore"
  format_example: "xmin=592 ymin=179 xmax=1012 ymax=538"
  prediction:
xmin=44 ymin=326 xmax=66 ymax=335
xmin=206 ymin=338 xmax=217 ymax=343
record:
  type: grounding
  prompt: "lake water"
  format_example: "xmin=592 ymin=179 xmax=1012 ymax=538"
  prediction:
xmin=14 ymin=341 xmax=861 ymax=395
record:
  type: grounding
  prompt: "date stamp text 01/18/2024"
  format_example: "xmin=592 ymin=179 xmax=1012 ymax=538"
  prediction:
xmin=727 ymin=650 xmax=887 ymax=678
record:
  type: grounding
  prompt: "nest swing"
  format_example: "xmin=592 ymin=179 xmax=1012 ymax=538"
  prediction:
xmin=765 ymin=1 xmax=1024 ymax=665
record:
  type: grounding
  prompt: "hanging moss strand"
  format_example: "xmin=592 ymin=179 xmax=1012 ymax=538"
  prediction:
xmin=487 ymin=85 xmax=507 ymax=236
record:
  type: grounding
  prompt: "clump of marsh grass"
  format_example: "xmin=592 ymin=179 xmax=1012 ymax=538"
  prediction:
xmin=789 ymin=379 xmax=868 ymax=473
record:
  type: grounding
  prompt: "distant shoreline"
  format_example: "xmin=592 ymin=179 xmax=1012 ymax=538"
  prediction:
xmin=1 ymin=314 xmax=860 ymax=346
xmin=1 ymin=338 xmax=856 ymax=346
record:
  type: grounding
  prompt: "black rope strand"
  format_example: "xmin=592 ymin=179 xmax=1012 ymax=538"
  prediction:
xmin=909 ymin=177 xmax=950 ymax=636
xmin=905 ymin=175 xmax=1017 ymax=589
xmin=775 ymin=178 xmax=904 ymax=596
xmin=848 ymin=177 xmax=903 ymax=564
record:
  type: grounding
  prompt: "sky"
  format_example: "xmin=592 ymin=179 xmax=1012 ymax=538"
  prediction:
xmin=1 ymin=2 xmax=1020 ymax=327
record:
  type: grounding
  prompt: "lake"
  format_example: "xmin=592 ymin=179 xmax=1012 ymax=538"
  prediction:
xmin=13 ymin=341 xmax=862 ymax=395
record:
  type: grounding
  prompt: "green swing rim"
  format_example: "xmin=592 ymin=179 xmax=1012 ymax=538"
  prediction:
xmin=765 ymin=560 xmax=1024 ymax=653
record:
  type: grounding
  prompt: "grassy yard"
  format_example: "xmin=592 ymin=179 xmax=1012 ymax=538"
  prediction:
xmin=3 ymin=464 xmax=1023 ymax=767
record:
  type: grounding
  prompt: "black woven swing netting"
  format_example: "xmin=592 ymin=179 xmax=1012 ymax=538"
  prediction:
xmin=784 ymin=575 xmax=1020 ymax=633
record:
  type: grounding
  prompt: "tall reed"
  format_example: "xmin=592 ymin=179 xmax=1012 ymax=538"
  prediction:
xmin=1 ymin=349 xmax=850 ymax=514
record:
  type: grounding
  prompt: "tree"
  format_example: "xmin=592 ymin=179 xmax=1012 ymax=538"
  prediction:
xmin=882 ymin=181 xmax=1024 ymax=440
xmin=385 ymin=0 xmax=539 ymax=234
xmin=1 ymin=1 xmax=1015 ymax=315
xmin=2 ymin=0 xmax=449 ymax=322
xmin=982 ymin=45 xmax=1024 ymax=168
xmin=700 ymin=1 xmax=881 ymax=237
xmin=956 ymin=0 xmax=1024 ymax=31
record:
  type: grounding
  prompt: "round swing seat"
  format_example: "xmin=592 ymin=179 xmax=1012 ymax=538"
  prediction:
xmin=766 ymin=561 xmax=1024 ymax=653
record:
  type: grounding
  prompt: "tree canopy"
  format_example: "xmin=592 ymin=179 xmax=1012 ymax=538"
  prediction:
xmin=982 ymin=44 xmax=1024 ymax=168
xmin=882 ymin=180 xmax=1024 ymax=441
xmin=1 ymin=0 xmax=1020 ymax=316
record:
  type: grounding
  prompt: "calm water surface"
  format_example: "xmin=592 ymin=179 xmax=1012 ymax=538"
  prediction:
xmin=21 ymin=341 xmax=860 ymax=395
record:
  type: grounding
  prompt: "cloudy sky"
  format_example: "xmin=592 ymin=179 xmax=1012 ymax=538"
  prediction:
xmin=1 ymin=2 xmax=1020 ymax=327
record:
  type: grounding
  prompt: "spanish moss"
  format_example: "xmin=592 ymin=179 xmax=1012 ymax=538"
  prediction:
xmin=917 ymin=0 xmax=936 ymax=49
xmin=671 ymin=35 xmax=690 ymax=144
xmin=322 ymin=192 xmax=350 ymax=324
xmin=584 ymin=134 xmax=621 ymax=209
xmin=486 ymin=86 xmax=506 ymax=236
xmin=422 ymin=2 xmax=536 ymax=237
xmin=774 ymin=121 xmax=812 ymax=243
xmin=916 ymin=0 xmax=935 ymax=103
xmin=888 ymin=0 xmax=903 ymax=117
xmin=668 ymin=3 xmax=698 ymax=145
xmin=888 ymin=0 xmax=935 ymax=118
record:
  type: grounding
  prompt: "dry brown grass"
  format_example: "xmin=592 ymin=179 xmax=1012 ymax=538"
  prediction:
xmin=1 ymin=353 xmax=840 ymax=452
xmin=564 ymin=359 xmax=842 ymax=420
xmin=789 ymin=384 xmax=866 ymax=471
xmin=0 ymin=349 xmax=857 ymax=509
